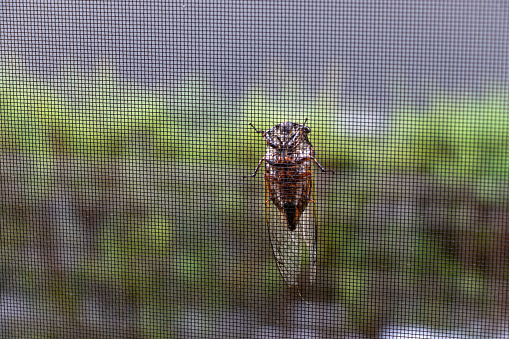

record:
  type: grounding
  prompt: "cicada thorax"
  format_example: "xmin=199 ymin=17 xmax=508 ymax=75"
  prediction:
xmin=263 ymin=122 xmax=315 ymax=231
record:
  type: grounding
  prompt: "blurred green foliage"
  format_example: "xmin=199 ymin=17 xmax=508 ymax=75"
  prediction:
xmin=1 ymin=58 xmax=509 ymax=335
xmin=2 ymin=58 xmax=508 ymax=181
xmin=0 ymin=59 xmax=174 ymax=159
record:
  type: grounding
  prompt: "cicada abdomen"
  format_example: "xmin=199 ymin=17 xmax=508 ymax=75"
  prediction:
xmin=244 ymin=120 xmax=334 ymax=286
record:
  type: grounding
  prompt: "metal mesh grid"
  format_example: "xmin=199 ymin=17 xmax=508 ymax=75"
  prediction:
xmin=1 ymin=1 xmax=509 ymax=338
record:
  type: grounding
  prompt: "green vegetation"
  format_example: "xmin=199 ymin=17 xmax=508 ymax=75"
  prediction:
xmin=1 ymin=58 xmax=508 ymax=334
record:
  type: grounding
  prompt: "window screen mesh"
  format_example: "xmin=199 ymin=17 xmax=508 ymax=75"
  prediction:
xmin=1 ymin=1 xmax=509 ymax=338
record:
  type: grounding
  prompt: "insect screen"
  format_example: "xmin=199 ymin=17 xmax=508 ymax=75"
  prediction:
xmin=1 ymin=1 xmax=508 ymax=338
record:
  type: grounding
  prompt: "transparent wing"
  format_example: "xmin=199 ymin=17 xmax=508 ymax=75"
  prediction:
xmin=301 ymin=202 xmax=317 ymax=284
xmin=265 ymin=187 xmax=317 ymax=286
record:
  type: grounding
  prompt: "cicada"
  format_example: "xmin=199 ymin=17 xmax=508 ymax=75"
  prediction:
xmin=245 ymin=120 xmax=334 ymax=286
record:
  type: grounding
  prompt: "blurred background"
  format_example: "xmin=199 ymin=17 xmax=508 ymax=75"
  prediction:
xmin=1 ymin=1 xmax=509 ymax=338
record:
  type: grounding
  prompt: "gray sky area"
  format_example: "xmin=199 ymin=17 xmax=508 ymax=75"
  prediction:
xmin=1 ymin=0 xmax=508 ymax=109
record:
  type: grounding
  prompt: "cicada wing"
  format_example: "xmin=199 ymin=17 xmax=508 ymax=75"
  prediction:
xmin=301 ymin=201 xmax=317 ymax=284
xmin=265 ymin=193 xmax=317 ymax=286
xmin=266 ymin=199 xmax=301 ymax=286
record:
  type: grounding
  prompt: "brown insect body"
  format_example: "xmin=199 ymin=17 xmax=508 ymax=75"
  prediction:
xmin=245 ymin=120 xmax=333 ymax=286
xmin=263 ymin=122 xmax=314 ymax=231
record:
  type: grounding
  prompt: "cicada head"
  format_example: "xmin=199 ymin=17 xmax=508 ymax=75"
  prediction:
xmin=264 ymin=121 xmax=313 ymax=162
